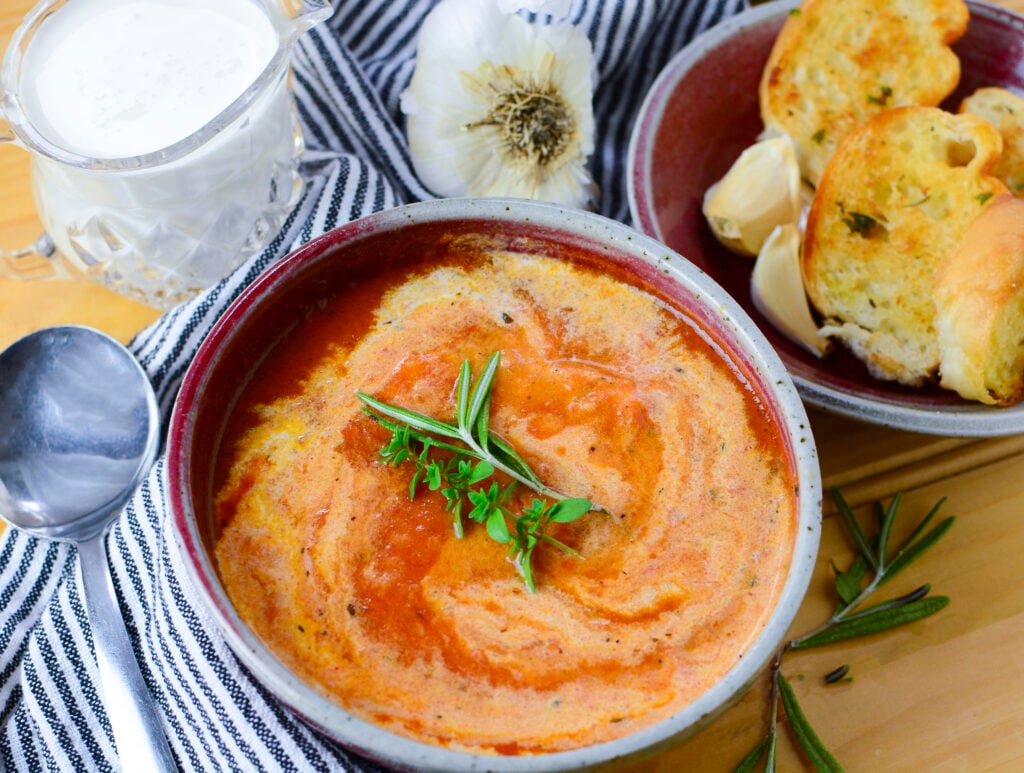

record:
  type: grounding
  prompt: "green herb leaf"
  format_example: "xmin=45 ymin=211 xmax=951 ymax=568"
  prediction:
xmin=839 ymin=584 xmax=930 ymax=624
xmin=486 ymin=509 xmax=511 ymax=543
xmin=449 ymin=498 xmax=464 ymax=538
xmin=733 ymin=735 xmax=770 ymax=773
xmin=456 ymin=360 xmax=472 ymax=430
xmin=880 ymin=516 xmax=955 ymax=586
xmin=831 ymin=487 xmax=879 ymax=571
xmin=516 ymin=548 xmax=537 ymax=592
xmin=358 ymin=353 xmax=593 ymax=591
xmin=468 ymin=461 xmax=494 ymax=485
xmin=765 ymin=730 xmax=778 ymax=773
xmin=487 ymin=432 xmax=545 ymax=489
xmin=466 ymin=351 xmax=500 ymax=434
xmin=792 ymin=595 xmax=949 ymax=649
xmin=548 ymin=498 xmax=593 ymax=524
xmin=831 ymin=558 xmax=864 ymax=607
xmin=425 ymin=461 xmax=443 ymax=490
xmin=876 ymin=492 xmax=901 ymax=568
xmin=362 ymin=406 xmax=466 ymax=454
xmin=358 ymin=393 xmax=463 ymax=441
xmin=778 ymin=674 xmax=845 ymax=773
xmin=475 ymin=392 xmax=492 ymax=452
xmin=468 ymin=484 xmax=498 ymax=523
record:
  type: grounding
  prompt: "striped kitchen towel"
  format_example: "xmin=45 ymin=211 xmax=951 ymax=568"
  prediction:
xmin=0 ymin=0 xmax=746 ymax=770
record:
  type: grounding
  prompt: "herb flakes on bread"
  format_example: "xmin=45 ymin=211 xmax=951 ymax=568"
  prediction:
xmin=760 ymin=0 xmax=969 ymax=187
xmin=934 ymin=194 xmax=1024 ymax=405
xmin=802 ymin=106 xmax=1008 ymax=386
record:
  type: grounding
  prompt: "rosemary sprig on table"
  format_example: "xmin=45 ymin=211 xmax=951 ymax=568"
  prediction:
xmin=737 ymin=488 xmax=954 ymax=773
xmin=357 ymin=352 xmax=593 ymax=592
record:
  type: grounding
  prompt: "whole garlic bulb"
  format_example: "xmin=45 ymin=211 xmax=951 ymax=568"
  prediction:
xmin=400 ymin=0 xmax=596 ymax=209
xmin=703 ymin=134 xmax=802 ymax=257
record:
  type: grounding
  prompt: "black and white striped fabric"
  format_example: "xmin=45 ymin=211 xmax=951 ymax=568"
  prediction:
xmin=0 ymin=1 xmax=746 ymax=769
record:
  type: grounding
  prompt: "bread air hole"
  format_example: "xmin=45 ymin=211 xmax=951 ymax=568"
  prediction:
xmin=940 ymin=138 xmax=977 ymax=167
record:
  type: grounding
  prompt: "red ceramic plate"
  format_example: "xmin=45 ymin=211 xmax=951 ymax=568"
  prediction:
xmin=628 ymin=0 xmax=1024 ymax=436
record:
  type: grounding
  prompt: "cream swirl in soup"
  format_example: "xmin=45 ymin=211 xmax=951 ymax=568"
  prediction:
xmin=213 ymin=242 xmax=797 ymax=754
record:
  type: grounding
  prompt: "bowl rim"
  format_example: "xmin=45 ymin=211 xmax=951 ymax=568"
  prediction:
xmin=626 ymin=0 xmax=1024 ymax=437
xmin=167 ymin=197 xmax=822 ymax=771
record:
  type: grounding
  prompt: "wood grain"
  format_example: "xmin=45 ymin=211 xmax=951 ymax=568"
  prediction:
xmin=2 ymin=1 xmax=1024 ymax=771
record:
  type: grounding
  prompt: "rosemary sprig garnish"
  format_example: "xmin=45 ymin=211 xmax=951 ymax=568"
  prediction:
xmin=737 ymin=487 xmax=954 ymax=772
xmin=357 ymin=352 xmax=593 ymax=592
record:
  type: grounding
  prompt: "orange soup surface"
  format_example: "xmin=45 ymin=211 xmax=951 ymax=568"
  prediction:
xmin=213 ymin=241 xmax=797 ymax=754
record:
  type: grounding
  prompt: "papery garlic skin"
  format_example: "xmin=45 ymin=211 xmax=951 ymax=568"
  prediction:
xmin=703 ymin=134 xmax=802 ymax=257
xmin=401 ymin=0 xmax=596 ymax=209
xmin=751 ymin=223 xmax=831 ymax=357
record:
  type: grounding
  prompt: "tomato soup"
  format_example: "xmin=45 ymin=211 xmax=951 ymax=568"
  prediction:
xmin=213 ymin=240 xmax=797 ymax=754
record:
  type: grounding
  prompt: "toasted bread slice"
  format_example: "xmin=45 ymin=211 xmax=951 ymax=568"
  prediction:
xmin=760 ymin=0 xmax=968 ymax=187
xmin=934 ymin=194 xmax=1024 ymax=405
xmin=803 ymin=106 xmax=1008 ymax=386
xmin=960 ymin=86 xmax=1024 ymax=195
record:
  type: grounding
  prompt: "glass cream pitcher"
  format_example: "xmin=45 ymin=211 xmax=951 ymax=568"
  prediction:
xmin=0 ymin=0 xmax=332 ymax=309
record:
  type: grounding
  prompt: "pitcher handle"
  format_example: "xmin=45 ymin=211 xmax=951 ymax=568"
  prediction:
xmin=0 ymin=232 xmax=73 ymax=281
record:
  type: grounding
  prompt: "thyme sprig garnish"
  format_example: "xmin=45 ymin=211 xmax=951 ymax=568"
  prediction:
xmin=737 ymin=487 xmax=954 ymax=773
xmin=357 ymin=352 xmax=593 ymax=592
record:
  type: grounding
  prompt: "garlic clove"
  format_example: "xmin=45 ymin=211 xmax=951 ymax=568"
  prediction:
xmin=703 ymin=134 xmax=802 ymax=257
xmin=751 ymin=223 xmax=831 ymax=357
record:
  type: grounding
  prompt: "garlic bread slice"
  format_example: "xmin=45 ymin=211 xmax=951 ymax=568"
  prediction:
xmin=935 ymin=194 xmax=1024 ymax=405
xmin=960 ymin=86 xmax=1024 ymax=196
xmin=803 ymin=106 xmax=1007 ymax=385
xmin=760 ymin=0 xmax=968 ymax=187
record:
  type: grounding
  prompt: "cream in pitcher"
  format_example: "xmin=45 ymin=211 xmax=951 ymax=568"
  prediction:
xmin=21 ymin=0 xmax=278 ymax=158
xmin=0 ymin=0 xmax=332 ymax=308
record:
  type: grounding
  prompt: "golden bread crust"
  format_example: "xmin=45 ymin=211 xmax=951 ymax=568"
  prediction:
xmin=760 ymin=0 xmax=968 ymax=186
xmin=803 ymin=106 xmax=1007 ymax=385
xmin=960 ymin=86 xmax=1024 ymax=196
xmin=934 ymin=194 xmax=1024 ymax=405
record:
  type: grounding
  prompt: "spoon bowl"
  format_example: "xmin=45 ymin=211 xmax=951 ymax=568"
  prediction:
xmin=0 ymin=324 xmax=175 ymax=771
xmin=0 ymin=325 xmax=160 ymax=539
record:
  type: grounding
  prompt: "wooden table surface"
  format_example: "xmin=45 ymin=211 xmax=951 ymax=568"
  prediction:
xmin=3 ymin=2 xmax=1024 ymax=771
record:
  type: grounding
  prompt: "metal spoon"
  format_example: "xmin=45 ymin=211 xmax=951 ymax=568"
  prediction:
xmin=0 ymin=325 xmax=176 ymax=771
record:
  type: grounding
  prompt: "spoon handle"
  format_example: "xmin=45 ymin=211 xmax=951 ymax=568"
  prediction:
xmin=78 ymin=535 xmax=177 ymax=772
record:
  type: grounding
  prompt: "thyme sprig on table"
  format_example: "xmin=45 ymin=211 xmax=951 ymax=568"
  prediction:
xmin=737 ymin=488 xmax=955 ymax=773
xmin=357 ymin=352 xmax=593 ymax=592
